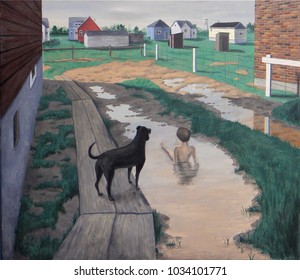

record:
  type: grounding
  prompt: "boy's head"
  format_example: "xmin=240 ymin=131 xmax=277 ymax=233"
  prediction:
xmin=176 ymin=127 xmax=191 ymax=142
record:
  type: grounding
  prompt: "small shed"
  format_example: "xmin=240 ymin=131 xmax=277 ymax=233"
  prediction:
xmin=84 ymin=31 xmax=129 ymax=48
xmin=78 ymin=17 xmax=101 ymax=43
xmin=209 ymin=22 xmax=247 ymax=44
xmin=169 ymin=32 xmax=183 ymax=48
xmin=215 ymin=32 xmax=229 ymax=52
xmin=147 ymin=19 xmax=170 ymax=41
xmin=171 ymin=20 xmax=197 ymax=39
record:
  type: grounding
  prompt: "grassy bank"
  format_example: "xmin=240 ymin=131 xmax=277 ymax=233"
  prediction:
xmin=272 ymin=98 xmax=300 ymax=127
xmin=120 ymin=78 xmax=300 ymax=260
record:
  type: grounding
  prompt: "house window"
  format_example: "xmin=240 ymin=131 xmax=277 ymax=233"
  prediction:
xmin=240 ymin=32 xmax=244 ymax=36
xmin=156 ymin=30 xmax=161 ymax=35
xmin=79 ymin=30 xmax=83 ymax=36
xmin=29 ymin=64 xmax=37 ymax=88
xmin=13 ymin=111 xmax=20 ymax=147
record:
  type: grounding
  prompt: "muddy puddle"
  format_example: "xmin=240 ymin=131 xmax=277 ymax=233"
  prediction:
xmin=163 ymin=79 xmax=300 ymax=148
xmin=92 ymin=87 xmax=268 ymax=260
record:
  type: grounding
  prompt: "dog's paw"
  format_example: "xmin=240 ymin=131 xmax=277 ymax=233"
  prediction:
xmin=108 ymin=196 xmax=115 ymax=201
xmin=98 ymin=192 xmax=103 ymax=197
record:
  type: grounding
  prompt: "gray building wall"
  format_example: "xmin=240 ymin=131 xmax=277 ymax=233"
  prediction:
xmin=1 ymin=57 xmax=43 ymax=259
xmin=84 ymin=34 xmax=129 ymax=48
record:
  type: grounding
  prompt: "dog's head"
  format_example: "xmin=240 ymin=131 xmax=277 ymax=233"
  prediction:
xmin=136 ymin=126 xmax=151 ymax=141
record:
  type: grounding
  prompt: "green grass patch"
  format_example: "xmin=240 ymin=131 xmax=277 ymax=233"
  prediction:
xmin=272 ymin=98 xmax=300 ymax=127
xmin=38 ymin=87 xmax=71 ymax=111
xmin=37 ymin=109 xmax=71 ymax=121
xmin=32 ymin=125 xmax=76 ymax=169
xmin=120 ymin=78 xmax=300 ymax=260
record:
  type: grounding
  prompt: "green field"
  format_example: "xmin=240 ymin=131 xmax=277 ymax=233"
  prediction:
xmin=43 ymin=34 xmax=296 ymax=103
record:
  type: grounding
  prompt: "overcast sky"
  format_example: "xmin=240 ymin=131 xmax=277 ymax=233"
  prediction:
xmin=42 ymin=0 xmax=255 ymax=30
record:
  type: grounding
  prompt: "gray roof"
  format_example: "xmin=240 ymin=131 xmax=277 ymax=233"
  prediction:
xmin=42 ymin=18 xmax=49 ymax=28
xmin=174 ymin=20 xmax=196 ymax=29
xmin=210 ymin=22 xmax=246 ymax=29
xmin=147 ymin=19 xmax=169 ymax=28
xmin=85 ymin=31 xmax=129 ymax=36
xmin=68 ymin=17 xmax=87 ymax=26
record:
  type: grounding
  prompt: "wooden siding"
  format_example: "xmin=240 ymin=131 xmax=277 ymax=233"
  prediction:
xmin=0 ymin=0 xmax=42 ymax=116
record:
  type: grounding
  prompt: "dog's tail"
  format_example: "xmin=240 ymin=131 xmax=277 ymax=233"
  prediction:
xmin=88 ymin=142 xmax=101 ymax=159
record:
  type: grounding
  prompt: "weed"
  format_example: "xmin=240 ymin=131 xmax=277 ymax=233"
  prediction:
xmin=37 ymin=109 xmax=71 ymax=121
xmin=38 ymin=87 xmax=71 ymax=111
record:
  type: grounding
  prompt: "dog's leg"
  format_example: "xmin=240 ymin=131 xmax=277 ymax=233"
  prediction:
xmin=95 ymin=165 xmax=103 ymax=197
xmin=128 ymin=167 xmax=133 ymax=184
xmin=135 ymin=163 xmax=144 ymax=190
xmin=104 ymin=169 xmax=115 ymax=201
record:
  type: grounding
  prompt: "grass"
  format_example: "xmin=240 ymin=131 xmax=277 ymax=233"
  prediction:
xmin=38 ymin=87 xmax=71 ymax=111
xmin=120 ymin=78 xmax=300 ymax=260
xmin=272 ymin=98 xmax=300 ymax=127
xmin=32 ymin=125 xmax=76 ymax=169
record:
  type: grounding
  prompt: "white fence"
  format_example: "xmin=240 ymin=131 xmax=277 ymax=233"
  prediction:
xmin=262 ymin=54 xmax=300 ymax=97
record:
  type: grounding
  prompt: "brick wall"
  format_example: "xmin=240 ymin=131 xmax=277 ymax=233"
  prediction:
xmin=255 ymin=0 xmax=300 ymax=91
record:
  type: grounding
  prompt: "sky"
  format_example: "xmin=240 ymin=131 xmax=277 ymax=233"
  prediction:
xmin=42 ymin=0 xmax=255 ymax=30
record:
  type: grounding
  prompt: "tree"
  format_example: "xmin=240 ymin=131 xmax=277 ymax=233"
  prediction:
xmin=246 ymin=22 xmax=255 ymax=32
xmin=51 ymin=25 xmax=58 ymax=34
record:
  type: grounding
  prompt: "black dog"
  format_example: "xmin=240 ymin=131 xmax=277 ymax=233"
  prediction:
xmin=88 ymin=126 xmax=151 ymax=201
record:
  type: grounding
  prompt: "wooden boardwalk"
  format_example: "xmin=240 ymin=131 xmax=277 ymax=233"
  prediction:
xmin=54 ymin=77 xmax=156 ymax=260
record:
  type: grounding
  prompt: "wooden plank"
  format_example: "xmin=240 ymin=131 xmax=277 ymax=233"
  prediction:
xmin=0 ymin=1 xmax=41 ymax=33
xmin=72 ymin=100 xmax=115 ymax=214
xmin=108 ymin=214 xmax=156 ymax=260
xmin=82 ymin=99 xmax=152 ymax=213
xmin=54 ymin=214 xmax=116 ymax=259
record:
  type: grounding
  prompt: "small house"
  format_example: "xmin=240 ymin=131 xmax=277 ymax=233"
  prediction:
xmin=171 ymin=20 xmax=197 ymax=39
xmin=84 ymin=31 xmax=129 ymax=48
xmin=77 ymin=16 xmax=101 ymax=43
xmin=42 ymin=18 xmax=50 ymax=42
xmin=209 ymin=22 xmax=247 ymax=44
xmin=147 ymin=19 xmax=170 ymax=41
xmin=68 ymin=17 xmax=87 ymax=40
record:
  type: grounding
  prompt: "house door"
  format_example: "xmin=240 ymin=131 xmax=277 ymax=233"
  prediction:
xmin=164 ymin=31 xmax=169 ymax=40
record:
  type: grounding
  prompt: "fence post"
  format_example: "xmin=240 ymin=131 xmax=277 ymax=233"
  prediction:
xmin=109 ymin=45 xmax=112 ymax=57
xmin=265 ymin=54 xmax=272 ymax=97
xmin=193 ymin=48 xmax=197 ymax=73
xmin=264 ymin=116 xmax=270 ymax=135
xmin=155 ymin=44 xmax=159 ymax=60
xmin=144 ymin=43 xmax=146 ymax=57
xmin=71 ymin=45 xmax=74 ymax=61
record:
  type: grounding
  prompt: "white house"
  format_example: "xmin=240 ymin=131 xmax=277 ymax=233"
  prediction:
xmin=171 ymin=20 xmax=197 ymax=39
xmin=68 ymin=17 xmax=87 ymax=40
xmin=42 ymin=18 xmax=50 ymax=42
xmin=84 ymin=31 xmax=129 ymax=48
xmin=209 ymin=22 xmax=247 ymax=44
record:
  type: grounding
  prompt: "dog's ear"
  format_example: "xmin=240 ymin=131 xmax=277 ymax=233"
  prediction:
xmin=148 ymin=129 xmax=151 ymax=134
xmin=136 ymin=126 xmax=141 ymax=131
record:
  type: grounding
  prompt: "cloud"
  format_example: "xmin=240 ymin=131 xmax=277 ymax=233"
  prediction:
xmin=42 ymin=1 xmax=255 ymax=29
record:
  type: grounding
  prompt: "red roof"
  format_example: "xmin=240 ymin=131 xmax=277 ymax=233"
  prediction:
xmin=78 ymin=17 xmax=101 ymax=42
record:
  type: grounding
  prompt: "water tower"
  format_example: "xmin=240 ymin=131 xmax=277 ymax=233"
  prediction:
xmin=203 ymin=17 xmax=208 ymax=30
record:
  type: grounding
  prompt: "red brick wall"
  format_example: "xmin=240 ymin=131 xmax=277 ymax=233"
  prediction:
xmin=255 ymin=0 xmax=300 ymax=86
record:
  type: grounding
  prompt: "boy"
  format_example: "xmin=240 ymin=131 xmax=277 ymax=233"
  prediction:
xmin=161 ymin=127 xmax=198 ymax=165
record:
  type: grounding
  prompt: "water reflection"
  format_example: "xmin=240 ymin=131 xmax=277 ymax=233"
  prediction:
xmin=173 ymin=162 xmax=199 ymax=185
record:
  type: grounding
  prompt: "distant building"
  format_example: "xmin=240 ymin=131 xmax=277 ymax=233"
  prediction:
xmin=77 ymin=17 xmax=101 ymax=43
xmin=171 ymin=20 xmax=197 ymax=39
xmin=84 ymin=31 xmax=129 ymax=48
xmin=147 ymin=19 xmax=170 ymax=41
xmin=209 ymin=22 xmax=247 ymax=44
xmin=42 ymin=18 xmax=50 ymax=42
xmin=169 ymin=33 xmax=184 ymax=49
xmin=68 ymin=17 xmax=87 ymax=40
xmin=0 ymin=0 xmax=43 ymax=259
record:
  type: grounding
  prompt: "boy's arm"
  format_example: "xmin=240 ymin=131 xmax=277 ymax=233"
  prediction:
xmin=161 ymin=143 xmax=174 ymax=161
